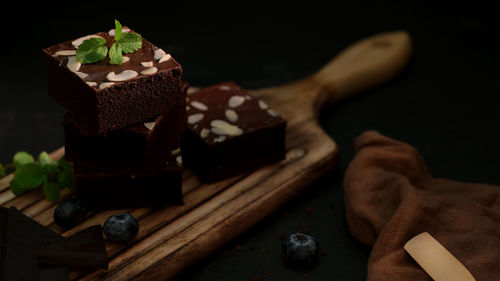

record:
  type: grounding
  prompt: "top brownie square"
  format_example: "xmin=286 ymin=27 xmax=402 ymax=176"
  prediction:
xmin=42 ymin=27 xmax=184 ymax=135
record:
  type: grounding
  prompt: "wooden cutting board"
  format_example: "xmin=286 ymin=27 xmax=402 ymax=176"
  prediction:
xmin=0 ymin=31 xmax=412 ymax=280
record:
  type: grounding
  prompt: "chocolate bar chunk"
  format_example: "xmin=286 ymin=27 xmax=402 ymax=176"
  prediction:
xmin=0 ymin=207 xmax=108 ymax=281
xmin=43 ymin=28 xmax=185 ymax=135
xmin=181 ymin=82 xmax=286 ymax=182
xmin=63 ymin=92 xmax=186 ymax=170
xmin=37 ymin=225 xmax=108 ymax=269
xmin=73 ymin=145 xmax=183 ymax=210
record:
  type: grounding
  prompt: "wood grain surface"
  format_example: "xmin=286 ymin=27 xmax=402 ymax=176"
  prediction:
xmin=0 ymin=31 xmax=412 ymax=280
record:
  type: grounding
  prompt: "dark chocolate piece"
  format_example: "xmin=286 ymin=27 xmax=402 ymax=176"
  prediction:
xmin=181 ymin=82 xmax=286 ymax=182
xmin=43 ymin=29 xmax=185 ymax=135
xmin=63 ymin=86 xmax=186 ymax=170
xmin=37 ymin=225 xmax=108 ymax=269
xmin=0 ymin=207 xmax=108 ymax=281
xmin=73 ymin=145 xmax=183 ymax=210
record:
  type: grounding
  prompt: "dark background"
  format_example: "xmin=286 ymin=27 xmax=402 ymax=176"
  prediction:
xmin=1 ymin=1 xmax=499 ymax=280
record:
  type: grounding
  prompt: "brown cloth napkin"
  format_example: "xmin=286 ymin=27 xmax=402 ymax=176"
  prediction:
xmin=344 ymin=131 xmax=500 ymax=281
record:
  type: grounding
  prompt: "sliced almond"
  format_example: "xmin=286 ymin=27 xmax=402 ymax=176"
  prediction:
xmin=108 ymin=27 xmax=130 ymax=36
xmin=154 ymin=49 xmax=166 ymax=60
xmin=210 ymin=120 xmax=243 ymax=136
xmin=53 ymin=50 xmax=77 ymax=56
xmin=190 ymin=101 xmax=208 ymax=111
xmin=188 ymin=113 xmax=204 ymax=124
xmin=99 ymin=82 xmax=115 ymax=89
xmin=219 ymin=85 xmax=232 ymax=90
xmin=66 ymin=56 xmax=81 ymax=72
xmin=159 ymin=54 xmax=172 ymax=63
xmin=225 ymin=109 xmax=238 ymax=123
xmin=404 ymin=232 xmax=476 ymax=281
xmin=176 ymin=156 xmax=182 ymax=165
xmin=106 ymin=70 xmax=138 ymax=82
xmin=144 ymin=122 xmax=155 ymax=130
xmin=86 ymin=82 xmax=97 ymax=87
xmin=228 ymin=95 xmax=245 ymax=108
xmin=122 ymin=56 xmax=130 ymax=63
xmin=171 ymin=148 xmax=181 ymax=155
xmin=245 ymin=95 xmax=252 ymax=100
xmin=141 ymin=61 xmax=154 ymax=67
xmin=213 ymin=136 xmax=226 ymax=143
xmin=140 ymin=67 xmax=158 ymax=75
xmin=258 ymin=100 xmax=269 ymax=110
xmin=200 ymin=128 xmax=210 ymax=138
xmin=187 ymin=87 xmax=199 ymax=95
xmin=75 ymin=72 xmax=88 ymax=79
xmin=72 ymin=34 xmax=103 ymax=48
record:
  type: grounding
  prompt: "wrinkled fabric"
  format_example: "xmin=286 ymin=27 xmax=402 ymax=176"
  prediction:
xmin=344 ymin=131 xmax=500 ymax=281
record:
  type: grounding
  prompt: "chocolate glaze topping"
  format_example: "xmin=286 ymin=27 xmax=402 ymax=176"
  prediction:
xmin=42 ymin=28 xmax=181 ymax=89
xmin=186 ymin=82 xmax=285 ymax=144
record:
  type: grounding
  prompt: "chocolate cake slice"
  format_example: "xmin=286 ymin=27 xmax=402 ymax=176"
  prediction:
xmin=43 ymin=27 xmax=185 ymax=135
xmin=181 ymin=82 xmax=287 ymax=182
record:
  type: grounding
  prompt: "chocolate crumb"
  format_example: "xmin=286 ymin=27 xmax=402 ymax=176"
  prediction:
xmin=305 ymin=207 xmax=313 ymax=214
xmin=279 ymin=232 xmax=285 ymax=239
xmin=235 ymin=245 xmax=241 ymax=251
xmin=251 ymin=277 xmax=262 ymax=281
xmin=320 ymin=250 xmax=329 ymax=256
xmin=302 ymin=274 xmax=308 ymax=279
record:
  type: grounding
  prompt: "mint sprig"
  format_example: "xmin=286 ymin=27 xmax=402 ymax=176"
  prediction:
xmin=76 ymin=19 xmax=142 ymax=65
xmin=1 ymin=151 xmax=74 ymax=202
xmin=76 ymin=37 xmax=108 ymax=64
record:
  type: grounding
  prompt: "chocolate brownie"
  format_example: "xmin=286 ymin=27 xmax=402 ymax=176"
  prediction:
xmin=43 ymin=28 xmax=185 ymax=135
xmin=63 ymin=88 xmax=186 ymax=170
xmin=73 ymin=145 xmax=183 ymax=210
xmin=181 ymin=82 xmax=287 ymax=182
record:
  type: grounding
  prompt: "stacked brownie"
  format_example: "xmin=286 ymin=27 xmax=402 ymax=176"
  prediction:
xmin=43 ymin=28 xmax=186 ymax=209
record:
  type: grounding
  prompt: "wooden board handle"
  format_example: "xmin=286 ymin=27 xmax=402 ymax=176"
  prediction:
xmin=311 ymin=30 xmax=412 ymax=110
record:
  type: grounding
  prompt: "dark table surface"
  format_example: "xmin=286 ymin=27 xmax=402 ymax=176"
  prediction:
xmin=1 ymin=1 xmax=499 ymax=280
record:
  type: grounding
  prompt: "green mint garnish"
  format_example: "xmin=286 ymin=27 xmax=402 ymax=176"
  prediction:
xmin=114 ymin=19 xmax=123 ymax=41
xmin=109 ymin=42 xmax=123 ymax=65
xmin=77 ymin=19 xmax=142 ymax=65
xmin=76 ymin=37 xmax=108 ymax=64
xmin=1 ymin=151 xmax=74 ymax=202
xmin=13 ymin=151 xmax=35 ymax=167
xmin=117 ymin=33 xmax=142 ymax=53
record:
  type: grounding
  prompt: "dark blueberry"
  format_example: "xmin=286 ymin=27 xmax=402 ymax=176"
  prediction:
xmin=281 ymin=233 xmax=319 ymax=264
xmin=54 ymin=198 xmax=87 ymax=229
xmin=103 ymin=213 xmax=139 ymax=242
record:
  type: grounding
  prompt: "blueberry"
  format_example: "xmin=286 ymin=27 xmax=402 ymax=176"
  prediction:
xmin=103 ymin=213 xmax=139 ymax=242
xmin=281 ymin=233 xmax=319 ymax=264
xmin=54 ymin=198 xmax=87 ymax=229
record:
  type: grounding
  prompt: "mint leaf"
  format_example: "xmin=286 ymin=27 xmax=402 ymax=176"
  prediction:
xmin=118 ymin=32 xmax=142 ymax=53
xmin=57 ymin=159 xmax=75 ymax=192
xmin=0 ymin=164 xmax=5 ymax=178
xmin=38 ymin=152 xmax=57 ymax=167
xmin=76 ymin=37 xmax=108 ymax=64
xmin=10 ymin=163 xmax=46 ymax=196
xmin=109 ymin=43 xmax=123 ymax=65
xmin=13 ymin=151 xmax=34 ymax=167
xmin=114 ymin=19 xmax=123 ymax=41
xmin=43 ymin=180 xmax=60 ymax=203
